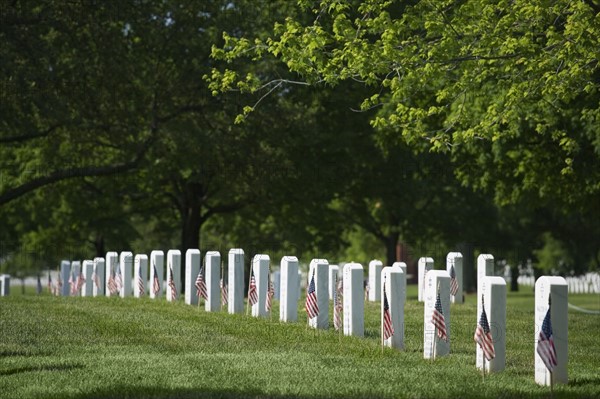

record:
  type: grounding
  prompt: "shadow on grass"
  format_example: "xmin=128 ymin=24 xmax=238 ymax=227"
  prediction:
xmin=0 ymin=363 xmax=84 ymax=376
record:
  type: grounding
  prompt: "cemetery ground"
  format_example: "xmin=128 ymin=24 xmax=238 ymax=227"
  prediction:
xmin=1 ymin=286 xmax=599 ymax=399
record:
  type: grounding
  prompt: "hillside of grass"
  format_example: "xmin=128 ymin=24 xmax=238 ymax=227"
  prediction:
xmin=1 ymin=285 xmax=599 ymax=398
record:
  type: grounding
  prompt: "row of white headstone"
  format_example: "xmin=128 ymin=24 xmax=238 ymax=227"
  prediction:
xmin=518 ymin=272 xmax=599 ymax=295
xmin=51 ymin=248 xmax=567 ymax=386
xmin=0 ymin=274 xmax=10 ymax=296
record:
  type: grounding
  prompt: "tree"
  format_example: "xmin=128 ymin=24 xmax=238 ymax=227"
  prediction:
xmin=207 ymin=0 xmax=600 ymax=210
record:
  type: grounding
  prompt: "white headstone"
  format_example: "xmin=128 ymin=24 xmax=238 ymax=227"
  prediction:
xmin=60 ymin=260 xmax=71 ymax=296
xmin=81 ymin=260 xmax=94 ymax=297
xmin=382 ymin=266 xmax=405 ymax=349
xmin=308 ymin=259 xmax=329 ymax=329
xmin=280 ymin=256 xmax=299 ymax=322
xmin=368 ymin=260 xmax=384 ymax=302
xmin=149 ymin=250 xmax=164 ymax=299
xmin=391 ymin=262 xmax=407 ymax=302
xmin=0 ymin=274 xmax=10 ymax=296
xmin=477 ymin=254 xmax=494 ymax=296
xmin=92 ymin=257 xmax=105 ymax=297
xmin=343 ymin=262 xmax=364 ymax=337
xmin=251 ymin=254 xmax=270 ymax=318
xmin=424 ymin=270 xmax=451 ymax=359
xmin=185 ymin=249 xmax=201 ymax=305
xmin=476 ymin=276 xmax=506 ymax=372
xmin=535 ymin=276 xmax=568 ymax=386
xmin=228 ymin=248 xmax=245 ymax=314
xmin=328 ymin=265 xmax=340 ymax=300
xmin=134 ymin=254 xmax=148 ymax=298
xmin=166 ymin=249 xmax=181 ymax=302
xmin=119 ymin=252 xmax=133 ymax=298
xmin=447 ymin=252 xmax=464 ymax=304
xmin=205 ymin=251 xmax=221 ymax=312
xmin=105 ymin=252 xmax=118 ymax=297
xmin=418 ymin=257 xmax=434 ymax=302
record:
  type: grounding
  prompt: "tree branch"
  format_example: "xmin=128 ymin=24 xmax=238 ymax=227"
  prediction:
xmin=0 ymin=135 xmax=155 ymax=206
xmin=0 ymin=125 xmax=60 ymax=144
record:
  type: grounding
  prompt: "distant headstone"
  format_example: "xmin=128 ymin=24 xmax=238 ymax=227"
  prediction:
xmin=71 ymin=261 xmax=81 ymax=296
xmin=343 ymin=262 xmax=364 ymax=337
xmin=391 ymin=262 xmax=407 ymax=302
xmin=418 ymin=257 xmax=434 ymax=302
xmin=308 ymin=259 xmax=329 ymax=329
xmin=535 ymin=276 xmax=568 ymax=386
xmin=185 ymin=249 xmax=201 ymax=305
xmin=228 ymin=248 xmax=245 ymax=314
xmin=105 ymin=252 xmax=118 ymax=297
xmin=368 ymin=260 xmax=383 ymax=302
xmin=328 ymin=265 xmax=339 ymax=300
xmin=134 ymin=254 xmax=148 ymax=298
xmin=205 ymin=251 xmax=221 ymax=312
xmin=0 ymin=275 xmax=10 ymax=296
xmin=273 ymin=270 xmax=280 ymax=300
xmin=251 ymin=254 xmax=270 ymax=318
xmin=149 ymin=250 xmax=164 ymax=299
xmin=382 ymin=266 xmax=405 ymax=349
xmin=476 ymin=276 xmax=506 ymax=372
xmin=166 ymin=250 xmax=181 ymax=302
xmin=280 ymin=256 xmax=299 ymax=322
xmin=81 ymin=260 xmax=94 ymax=297
xmin=60 ymin=260 xmax=71 ymax=296
xmin=424 ymin=270 xmax=451 ymax=359
xmin=477 ymin=254 xmax=494 ymax=296
xmin=447 ymin=252 xmax=464 ymax=304
xmin=92 ymin=257 xmax=105 ymax=297
xmin=119 ymin=252 xmax=133 ymax=298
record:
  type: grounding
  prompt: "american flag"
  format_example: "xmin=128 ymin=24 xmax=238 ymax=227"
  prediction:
xmin=195 ymin=267 xmax=207 ymax=299
xmin=69 ymin=271 xmax=77 ymax=296
xmin=382 ymin=283 xmax=394 ymax=340
xmin=248 ymin=267 xmax=258 ymax=306
xmin=152 ymin=263 xmax=160 ymax=295
xmin=220 ymin=277 xmax=228 ymax=306
xmin=107 ymin=268 xmax=117 ymax=295
xmin=76 ymin=269 xmax=85 ymax=294
xmin=47 ymin=273 xmax=53 ymax=294
xmin=450 ymin=265 xmax=459 ymax=297
xmin=168 ymin=266 xmax=177 ymax=301
xmin=137 ymin=263 xmax=145 ymax=296
xmin=474 ymin=296 xmax=495 ymax=361
xmin=114 ymin=264 xmax=123 ymax=293
xmin=537 ymin=295 xmax=557 ymax=372
xmin=265 ymin=271 xmax=274 ymax=312
xmin=431 ymin=289 xmax=447 ymax=341
xmin=333 ymin=276 xmax=343 ymax=331
xmin=305 ymin=271 xmax=319 ymax=319
xmin=364 ymin=281 xmax=369 ymax=301
xmin=92 ymin=266 xmax=101 ymax=290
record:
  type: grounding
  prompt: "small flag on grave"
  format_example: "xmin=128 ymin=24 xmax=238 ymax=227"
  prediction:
xmin=168 ymin=266 xmax=177 ymax=301
xmin=382 ymin=283 xmax=394 ymax=340
xmin=305 ymin=271 xmax=319 ymax=319
xmin=77 ymin=269 xmax=85 ymax=294
xmin=248 ymin=267 xmax=258 ymax=306
xmin=195 ymin=266 xmax=207 ymax=300
xmin=266 ymin=270 xmax=274 ymax=312
xmin=537 ymin=295 xmax=558 ymax=372
xmin=450 ymin=265 xmax=459 ymax=297
xmin=137 ymin=263 xmax=145 ymax=296
xmin=152 ymin=263 xmax=160 ymax=295
xmin=69 ymin=271 xmax=77 ymax=296
xmin=108 ymin=269 xmax=117 ymax=295
xmin=474 ymin=295 xmax=495 ymax=361
xmin=114 ymin=264 xmax=123 ymax=293
xmin=47 ymin=272 xmax=53 ymax=294
xmin=334 ymin=277 xmax=343 ymax=331
xmin=432 ymin=288 xmax=447 ymax=341
xmin=220 ymin=278 xmax=228 ymax=305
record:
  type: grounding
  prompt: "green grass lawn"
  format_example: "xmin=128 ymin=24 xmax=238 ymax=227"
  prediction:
xmin=1 ymin=284 xmax=599 ymax=398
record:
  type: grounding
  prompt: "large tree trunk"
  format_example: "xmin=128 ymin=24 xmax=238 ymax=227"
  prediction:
xmin=94 ymin=234 xmax=105 ymax=258
xmin=179 ymin=181 xmax=205 ymax=294
xmin=384 ymin=232 xmax=400 ymax=267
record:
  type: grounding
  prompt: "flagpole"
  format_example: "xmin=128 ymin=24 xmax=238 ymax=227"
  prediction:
xmin=381 ymin=276 xmax=385 ymax=355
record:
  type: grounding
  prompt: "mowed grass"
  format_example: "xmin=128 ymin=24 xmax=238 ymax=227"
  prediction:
xmin=1 ymin=285 xmax=599 ymax=398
